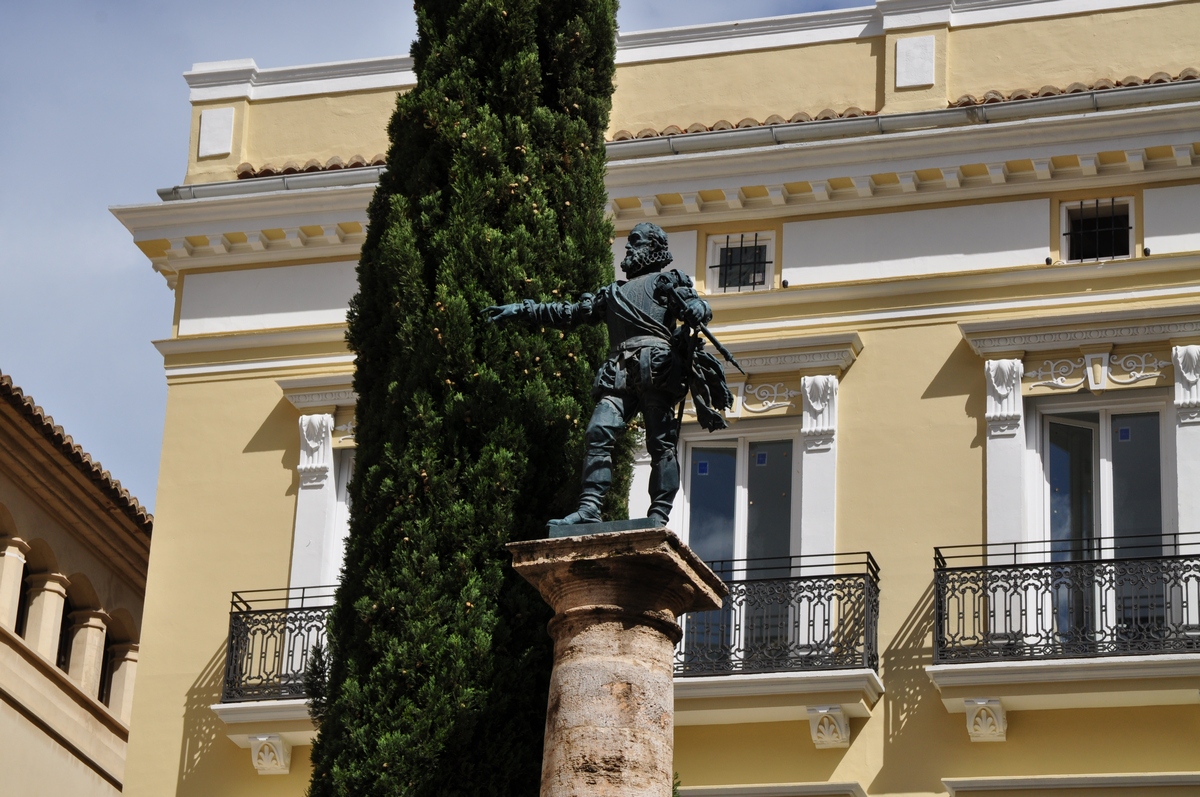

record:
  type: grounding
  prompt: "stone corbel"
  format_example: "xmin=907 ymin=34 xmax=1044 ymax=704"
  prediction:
xmin=801 ymin=375 xmax=838 ymax=451
xmin=807 ymin=705 xmax=850 ymax=749
xmin=298 ymin=414 xmax=334 ymax=489
xmin=1174 ymin=345 xmax=1200 ymax=424
xmin=964 ymin=698 xmax=1007 ymax=742
xmin=250 ymin=734 xmax=292 ymax=775
xmin=984 ymin=358 xmax=1023 ymax=437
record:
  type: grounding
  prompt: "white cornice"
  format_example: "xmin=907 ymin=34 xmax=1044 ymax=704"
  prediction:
xmin=277 ymin=374 xmax=357 ymax=409
xmin=186 ymin=56 xmax=415 ymax=102
xmin=726 ymin=333 xmax=863 ymax=375
xmin=154 ymin=327 xmax=346 ymax=357
xmin=164 ymin=354 xmax=355 ymax=379
xmin=927 ymin=653 xmax=1200 ymax=688
xmin=680 ymin=784 xmax=867 ymax=797
xmin=960 ymin=305 xmax=1200 ymax=355
xmin=675 ymin=668 xmax=884 ymax=704
xmin=944 ymin=773 xmax=1200 ymax=795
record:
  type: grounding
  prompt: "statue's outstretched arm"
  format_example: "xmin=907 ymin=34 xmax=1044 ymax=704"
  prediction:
xmin=484 ymin=291 xmax=605 ymax=329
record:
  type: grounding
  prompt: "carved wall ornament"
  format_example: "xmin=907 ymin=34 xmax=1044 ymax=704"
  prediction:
xmin=807 ymin=705 xmax=850 ymax=749
xmin=965 ymin=699 xmax=1007 ymax=742
xmin=250 ymin=734 xmax=292 ymax=775
xmin=743 ymin=382 xmax=801 ymax=414
xmin=1107 ymin=352 xmax=1172 ymax=386
xmin=298 ymin=414 xmax=334 ymax=489
xmin=801 ymin=375 xmax=838 ymax=451
xmin=1174 ymin=345 xmax=1200 ymax=424
xmin=984 ymin=359 xmax=1023 ymax=437
xmin=1027 ymin=357 xmax=1085 ymax=390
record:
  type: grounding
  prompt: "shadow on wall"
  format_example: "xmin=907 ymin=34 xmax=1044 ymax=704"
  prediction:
xmin=244 ymin=397 xmax=301 ymax=498
xmin=870 ymin=580 xmax=960 ymax=795
xmin=921 ymin=337 xmax=986 ymax=451
xmin=176 ymin=643 xmax=228 ymax=794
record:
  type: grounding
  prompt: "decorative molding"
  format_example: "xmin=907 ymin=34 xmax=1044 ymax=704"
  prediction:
xmin=962 ymin=306 xmax=1200 ymax=355
xmin=807 ymin=705 xmax=850 ymax=749
xmin=1027 ymin=357 xmax=1083 ymax=390
xmin=298 ymin=414 xmax=333 ymax=489
xmin=964 ymin=698 xmax=1006 ymax=742
xmin=185 ymin=56 xmax=415 ymax=102
xmin=249 ymin=734 xmax=291 ymax=775
xmin=742 ymin=382 xmax=800 ymax=413
xmin=1175 ymin=345 xmax=1200 ymax=423
xmin=984 ymin=359 xmax=1023 ymax=437
xmin=1026 ymin=350 xmax=1171 ymax=393
xmin=1108 ymin=351 xmax=1172 ymax=386
xmin=944 ymin=773 xmax=1200 ymax=796
xmin=288 ymin=389 xmax=356 ymax=410
xmin=801 ymin=375 xmax=838 ymax=451
xmin=730 ymin=347 xmax=859 ymax=376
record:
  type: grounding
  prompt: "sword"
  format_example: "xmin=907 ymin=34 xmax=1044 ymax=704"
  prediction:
xmin=695 ymin=323 xmax=746 ymax=376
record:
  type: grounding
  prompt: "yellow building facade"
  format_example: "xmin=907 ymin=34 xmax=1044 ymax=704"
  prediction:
xmin=115 ymin=1 xmax=1200 ymax=794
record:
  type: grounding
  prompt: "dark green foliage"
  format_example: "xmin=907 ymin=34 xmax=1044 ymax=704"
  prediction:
xmin=307 ymin=1 xmax=619 ymax=795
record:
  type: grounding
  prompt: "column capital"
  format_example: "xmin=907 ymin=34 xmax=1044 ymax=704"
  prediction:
xmin=25 ymin=572 xmax=70 ymax=596
xmin=0 ymin=536 xmax=31 ymax=559
xmin=984 ymin=358 xmax=1024 ymax=437
xmin=109 ymin=642 xmax=139 ymax=661
xmin=298 ymin=413 xmax=334 ymax=489
xmin=801 ymin=374 xmax=838 ymax=451
xmin=67 ymin=609 xmax=111 ymax=630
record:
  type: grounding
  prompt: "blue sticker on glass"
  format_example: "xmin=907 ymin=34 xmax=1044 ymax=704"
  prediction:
xmin=756 ymin=452 xmax=768 ymax=466
xmin=1118 ymin=427 xmax=1132 ymax=442
xmin=697 ymin=461 xmax=709 ymax=476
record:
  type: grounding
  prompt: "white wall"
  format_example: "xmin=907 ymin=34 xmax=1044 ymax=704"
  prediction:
xmin=781 ymin=200 xmax=1049 ymax=285
xmin=179 ymin=261 xmax=357 ymax=335
xmin=1145 ymin=184 xmax=1200 ymax=256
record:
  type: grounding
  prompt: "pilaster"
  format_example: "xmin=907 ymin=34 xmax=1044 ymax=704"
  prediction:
xmin=1173 ymin=345 xmax=1200 ymax=550
xmin=291 ymin=413 xmax=338 ymax=588
xmin=0 ymin=536 xmax=30 ymax=630
xmin=66 ymin=609 xmax=110 ymax=698
xmin=983 ymin=358 xmax=1025 ymax=550
xmin=22 ymin=572 xmax=70 ymax=660
xmin=879 ymin=0 xmax=950 ymax=114
xmin=800 ymin=375 xmax=839 ymax=561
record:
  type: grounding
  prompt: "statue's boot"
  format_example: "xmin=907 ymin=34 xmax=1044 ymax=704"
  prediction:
xmin=547 ymin=451 xmax=609 ymax=527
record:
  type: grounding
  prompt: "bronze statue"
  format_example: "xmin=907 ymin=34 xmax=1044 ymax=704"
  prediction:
xmin=486 ymin=222 xmax=736 ymax=528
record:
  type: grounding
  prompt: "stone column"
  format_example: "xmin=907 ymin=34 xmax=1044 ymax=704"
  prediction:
xmin=508 ymin=528 xmax=726 ymax=797
xmin=290 ymin=413 xmax=337 ymax=590
xmin=22 ymin=572 xmax=69 ymax=659
xmin=106 ymin=643 xmax=139 ymax=724
xmin=66 ymin=610 xmax=109 ymax=697
xmin=0 ymin=536 xmax=30 ymax=631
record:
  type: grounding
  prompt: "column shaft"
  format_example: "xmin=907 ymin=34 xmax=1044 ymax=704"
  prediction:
xmin=22 ymin=573 xmax=70 ymax=660
xmin=0 ymin=537 xmax=30 ymax=631
xmin=67 ymin=610 xmax=109 ymax=697
xmin=106 ymin=643 xmax=139 ymax=724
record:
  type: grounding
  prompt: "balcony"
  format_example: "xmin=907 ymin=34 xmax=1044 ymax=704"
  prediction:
xmin=210 ymin=586 xmax=335 ymax=775
xmin=928 ymin=534 xmax=1200 ymax=741
xmin=673 ymin=552 xmax=883 ymax=747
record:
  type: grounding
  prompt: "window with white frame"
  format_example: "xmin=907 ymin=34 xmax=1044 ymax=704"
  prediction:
xmin=706 ymin=231 xmax=775 ymax=293
xmin=681 ymin=421 xmax=802 ymax=574
xmin=1026 ymin=390 xmax=1177 ymax=555
xmin=1060 ymin=197 xmax=1133 ymax=263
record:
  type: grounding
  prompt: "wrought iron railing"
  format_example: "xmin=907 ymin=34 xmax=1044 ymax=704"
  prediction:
xmin=221 ymin=585 xmax=336 ymax=703
xmin=675 ymin=552 xmax=880 ymax=676
xmin=934 ymin=533 xmax=1200 ymax=663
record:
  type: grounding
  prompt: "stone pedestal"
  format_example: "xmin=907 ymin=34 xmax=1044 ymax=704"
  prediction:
xmin=508 ymin=528 xmax=727 ymax=797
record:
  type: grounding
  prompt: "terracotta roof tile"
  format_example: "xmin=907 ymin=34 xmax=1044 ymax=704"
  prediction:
xmin=0 ymin=372 xmax=152 ymax=534
xmin=949 ymin=68 xmax=1198 ymax=109
xmin=236 ymin=154 xmax=387 ymax=180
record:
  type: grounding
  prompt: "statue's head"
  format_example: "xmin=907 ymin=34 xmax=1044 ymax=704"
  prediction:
xmin=620 ymin=222 xmax=673 ymax=278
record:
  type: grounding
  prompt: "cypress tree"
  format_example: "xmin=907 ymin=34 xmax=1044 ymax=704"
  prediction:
xmin=307 ymin=1 xmax=620 ymax=794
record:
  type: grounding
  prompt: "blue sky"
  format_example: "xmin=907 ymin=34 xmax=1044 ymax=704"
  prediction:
xmin=0 ymin=0 xmax=867 ymax=512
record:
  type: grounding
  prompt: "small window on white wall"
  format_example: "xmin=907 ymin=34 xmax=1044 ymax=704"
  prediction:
xmin=707 ymin=232 xmax=775 ymax=293
xmin=1061 ymin=198 xmax=1133 ymax=263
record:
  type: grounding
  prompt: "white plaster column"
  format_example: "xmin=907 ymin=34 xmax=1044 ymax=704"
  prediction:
xmin=800 ymin=375 xmax=839 ymax=561
xmin=106 ymin=643 xmax=138 ymax=724
xmin=291 ymin=414 xmax=337 ymax=589
xmin=1173 ymin=345 xmax=1200 ymax=551
xmin=22 ymin=572 xmax=69 ymax=659
xmin=66 ymin=610 xmax=109 ymax=697
xmin=984 ymin=359 xmax=1025 ymax=556
xmin=0 ymin=536 xmax=30 ymax=631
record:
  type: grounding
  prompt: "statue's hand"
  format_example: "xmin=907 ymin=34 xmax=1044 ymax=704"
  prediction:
xmin=483 ymin=303 xmax=523 ymax=324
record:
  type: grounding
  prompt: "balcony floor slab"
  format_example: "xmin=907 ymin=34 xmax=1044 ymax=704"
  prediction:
xmin=675 ymin=668 xmax=883 ymax=726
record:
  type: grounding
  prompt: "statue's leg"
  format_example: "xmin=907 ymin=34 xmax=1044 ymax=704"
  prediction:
xmin=548 ymin=394 xmax=627 ymax=526
xmin=643 ymin=392 xmax=680 ymax=526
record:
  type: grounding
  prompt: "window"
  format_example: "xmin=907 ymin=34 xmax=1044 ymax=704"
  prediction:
xmin=707 ymin=232 xmax=775 ymax=293
xmin=1061 ymin=198 xmax=1133 ymax=262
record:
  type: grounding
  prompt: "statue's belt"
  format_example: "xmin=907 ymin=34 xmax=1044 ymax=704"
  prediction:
xmin=617 ymin=335 xmax=671 ymax=351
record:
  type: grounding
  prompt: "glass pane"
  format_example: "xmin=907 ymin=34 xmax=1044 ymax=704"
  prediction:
xmin=1110 ymin=413 xmax=1162 ymax=557
xmin=689 ymin=447 xmax=736 ymax=569
xmin=1048 ymin=421 xmax=1095 ymax=562
xmin=746 ymin=440 xmax=793 ymax=578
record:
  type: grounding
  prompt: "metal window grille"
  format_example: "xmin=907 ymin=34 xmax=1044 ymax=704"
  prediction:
xmin=1063 ymin=198 xmax=1131 ymax=262
xmin=711 ymin=233 xmax=772 ymax=292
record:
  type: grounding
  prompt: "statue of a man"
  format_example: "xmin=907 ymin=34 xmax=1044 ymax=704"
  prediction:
xmin=486 ymin=222 xmax=731 ymax=528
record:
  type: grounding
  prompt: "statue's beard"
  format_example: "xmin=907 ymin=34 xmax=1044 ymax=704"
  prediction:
xmin=621 ymin=247 xmax=670 ymax=278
